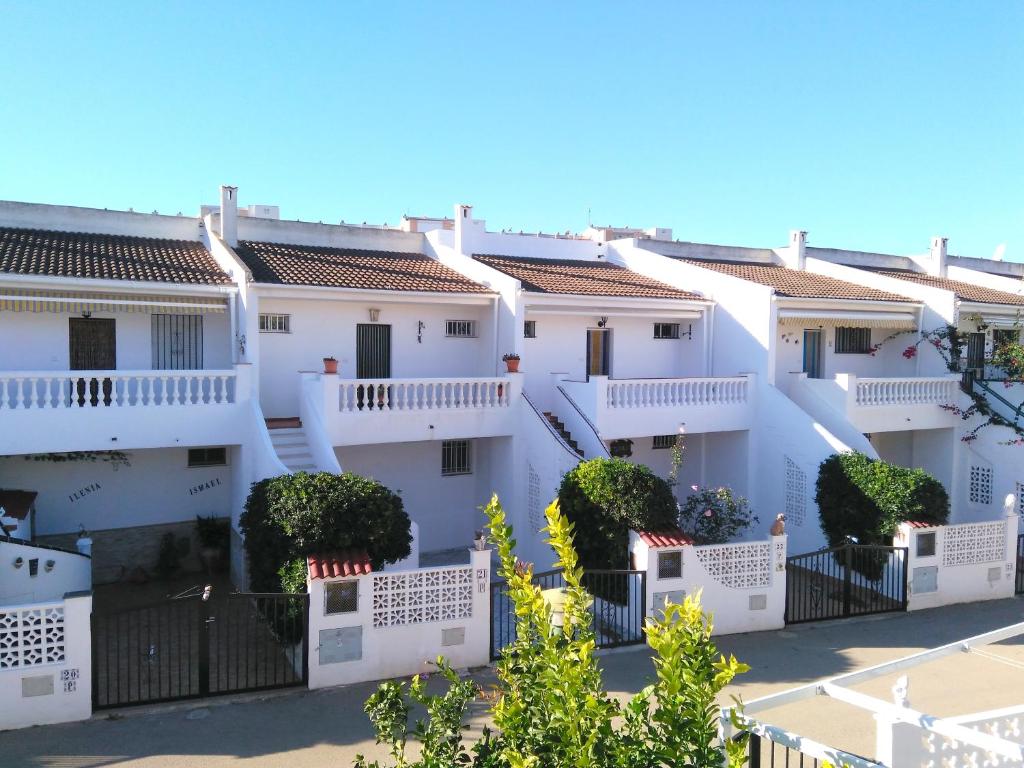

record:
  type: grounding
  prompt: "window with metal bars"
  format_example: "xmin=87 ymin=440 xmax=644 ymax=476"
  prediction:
xmin=657 ymin=550 xmax=682 ymax=580
xmin=653 ymin=323 xmax=680 ymax=339
xmin=258 ymin=313 xmax=291 ymax=333
xmin=324 ymin=581 xmax=358 ymax=614
xmin=187 ymin=447 xmax=227 ymax=467
xmin=652 ymin=434 xmax=677 ymax=450
xmin=524 ymin=320 xmax=536 ymax=338
xmin=152 ymin=314 xmax=203 ymax=369
xmin=441 ymin=440 xmax=472 ymax=475
xmin=834 ymin=326 xmax=872 ymax=354
xmin=445 ymin=320 xmax=476 ymax=338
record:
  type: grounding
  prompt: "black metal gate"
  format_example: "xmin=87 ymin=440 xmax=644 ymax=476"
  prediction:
xmin=785 ymin=544 xmax=908 ymax=624
xmin=1016 ymin=534 xmax=1024 ymax=595
xmin=92 ymin=588 xmax=309 ymax=709
xmin=490 ymin=568 xmax=646 ymax=660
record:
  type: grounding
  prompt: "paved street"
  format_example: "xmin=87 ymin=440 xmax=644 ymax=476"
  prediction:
xmin=2 ymin=597 xmax=1022 ymax=767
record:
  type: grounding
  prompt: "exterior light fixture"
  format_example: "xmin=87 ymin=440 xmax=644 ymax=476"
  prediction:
xmin=597 ymin=316 xmax=608 ymax=328
xmin=44 ymin=560 xmax=55 ymax=572
xmin=542 ymin=586 xmax=568 ymax=635
xmin=12 ymin=557 xmax=24 ymax=569
xmin=369 ymin=308 xmax=381 ymax=322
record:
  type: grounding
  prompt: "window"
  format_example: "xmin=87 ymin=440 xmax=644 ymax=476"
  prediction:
xmin=152 ymin=314 xmax=203 ymax=369
xmin=445 ymin=320 xmax=476 ymax=338
xmin=324 ymin=581 xmax=358 ymax=614
xmin=834 ymin=326 xmax=872 ymax=354
xmin=188 ymin=447 xmax=227 ymax=468
xmin=652 ymin=434 xmax=677 ymax=450
xmin=441 ymin=440 xmax=472 ymax=475
xmin=916 ymin=532 xmax=936 ymax=558
xmin=994 ymin=329 xmax=1019 ymax=349
xmin=657 ymin=550 xmax=682 ymax=580
xmin=259 ymin=313 xmax=290 ymax=333
xmin=654 ymin=323 xmax=680 ymax=340
xmin=524 ymin=320 xmax=537 ymax=339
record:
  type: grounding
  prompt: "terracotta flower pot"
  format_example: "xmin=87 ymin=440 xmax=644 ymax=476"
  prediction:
xmin=323 ymin=358 xmax=339 ymax=375
xmin=505 ymin=358 xmax=520 ymax=373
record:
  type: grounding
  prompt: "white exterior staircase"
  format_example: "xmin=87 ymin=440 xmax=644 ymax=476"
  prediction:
xmin=267 ymin=420 xmax=318 ymax=473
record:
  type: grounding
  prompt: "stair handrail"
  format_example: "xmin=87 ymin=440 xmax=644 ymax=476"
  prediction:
xmin=973 ymin=378 xmax=1024 ymax=426
xmin=556 ymin=386 xmax=611 ymax=458
xmin=522 ymin=391 xmax=585 ymax=461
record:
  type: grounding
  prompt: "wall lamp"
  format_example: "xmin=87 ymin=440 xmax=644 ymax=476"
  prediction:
xmin=368 ymin=308 xmax=381 ymax=322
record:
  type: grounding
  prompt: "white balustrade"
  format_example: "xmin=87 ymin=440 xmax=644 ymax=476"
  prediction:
xmin=0 ymin=369 xmax=236 ymax=410
xmin=606 ymin=377 xmax=749 ymax=409
xmin=854 ymin=377 xmax=956 ymax=407
xmin=337 ymin=377 xmax=510 ymax=413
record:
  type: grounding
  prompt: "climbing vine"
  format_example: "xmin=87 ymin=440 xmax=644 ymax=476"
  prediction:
xmin=18 ymin=450 xmax=132 ymax=469
xmin=873 ymin=322 xmax=1024 ymax=445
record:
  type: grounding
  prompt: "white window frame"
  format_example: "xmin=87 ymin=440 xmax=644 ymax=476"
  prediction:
xmin=259 ymin=313 xmax=291 ymax=333
xmin=524 ymin=320 xmax=537 ymax=339
xmin=653 ymin=322 xmax=680 ymax=340
xmin=187 ymin=446 xmax=228 ymax=468
xmin=835 ymin=326 xmax=872 ymax=354
xmin=445 ymin=320 xmax=477 ymax=338
xmin=652 ymin=435 xmax=677 ymax=450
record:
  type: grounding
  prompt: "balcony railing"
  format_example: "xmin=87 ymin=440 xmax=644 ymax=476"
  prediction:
xmin=851 ymin=376 xmax=957 ymax=407
xmin=0 ymin=369 xmax=237 ymax=410
xmin=607 ymin=377 xmax=749 ymax=409
xmin=337 ymin=377 xmax=510 ymax=413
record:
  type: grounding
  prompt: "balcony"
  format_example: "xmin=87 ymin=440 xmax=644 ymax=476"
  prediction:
xmin=0 ymin=365 xmax=253 ymax=455
xmin=559 ymin=375 xmax=754 ymax=439
xmin=310 ymin=374 xmax=521 ymax=446
xmin=796 ymin=373 xmax=961 ymax=433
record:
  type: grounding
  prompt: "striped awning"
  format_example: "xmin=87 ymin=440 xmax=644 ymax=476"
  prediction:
xmin=0 ymin=289 xmax=227 ymax=314
xmin=778 ymin=309 xmax=917 ymax=329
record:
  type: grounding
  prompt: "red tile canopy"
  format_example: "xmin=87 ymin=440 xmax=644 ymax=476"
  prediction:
xmin=307 ymin=550 xmax=373 ymax=579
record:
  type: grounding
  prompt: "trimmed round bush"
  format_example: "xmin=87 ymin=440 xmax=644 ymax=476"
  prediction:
xmin=557 ymin=458 xmax=678 ymax=570
xmin=240 ymin=471 xmax=412 ymax=593
xmin=816 ymin=451 xmax=949 ymax=556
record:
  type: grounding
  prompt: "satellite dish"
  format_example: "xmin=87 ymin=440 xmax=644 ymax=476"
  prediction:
xmin=993 ymin=244 xmax=1006 ymax=261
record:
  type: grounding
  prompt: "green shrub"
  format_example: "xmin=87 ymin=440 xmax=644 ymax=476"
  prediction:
xmin=678 ymin=486 xmax=758 ymax=544
xmin=816 ymin=452 xmax=949 ymax=573
xmin=557 ymin=458 xmax=677 ymax=570
xmin=240 ymin=471 xmax=411 ymax=593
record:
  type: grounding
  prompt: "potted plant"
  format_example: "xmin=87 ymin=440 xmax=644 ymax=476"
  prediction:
xmin=195 ymin=515 xmax=230 ymax=575
xmin=502 ymin=352 xmax=521 ymax=373
xmin=323 ymin=356 xmax=339 ymax=375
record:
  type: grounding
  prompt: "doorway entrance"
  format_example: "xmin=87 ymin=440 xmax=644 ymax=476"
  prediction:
xmin=802 ymin=329 xmax=823 ymax=379
xmin=69 ymin=318 xmax=116 ymax=406
xmin=356 ymin=323 xmax=392 ymax=410
xmin=586 ymin=329 xmax=611 ymax=380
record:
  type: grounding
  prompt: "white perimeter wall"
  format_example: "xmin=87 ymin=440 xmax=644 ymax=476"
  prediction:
xmin=257 ymin=297 xmax=494 ymax=417
xmin=0 ymin=310 xmax=232 ymax=371
xmin=0 ymin=448 xmax=233 ymax=535
xmin=522 ymin=312 xmax=706 ymax=411
xmin=0 ymin=540 xmax=91 ymax=604
xmin=335 ymin=438 xmax=506 ymax=553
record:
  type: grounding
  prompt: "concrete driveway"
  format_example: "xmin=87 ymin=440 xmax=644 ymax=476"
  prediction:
xmin=2 ymin=597 xmax=1022 ymax=767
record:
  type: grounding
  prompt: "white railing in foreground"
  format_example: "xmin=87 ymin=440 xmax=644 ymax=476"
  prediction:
xmin=854 ymin=376 xmax=956 ymax=407
xmin=0 ymin=369 xmax=237 ymax=409
xmin=607 ymin=376 xmax=748 ymax=409
xmin=338 ymin=377 xmax=509 ymax=413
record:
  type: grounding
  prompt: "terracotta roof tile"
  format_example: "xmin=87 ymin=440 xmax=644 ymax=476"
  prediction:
xmin=676 ymin=259 xmax=913 ymax=302
xmin=637 ymin=529 xmax=694 ymax=548
xmin=234 ymin=241 xmax=491 ymax=293
xmin=866 ymin=268 xmax=1024 ymax=306
xmin=474 ymin=254 xmax=700 ymax=299
xmin=308 ymin=550 xmax=373 ymax=580
xmin=0 ymin=227 xmax=232 ymax=285
xmin=904 ymin=520 xmax=938 ymax=529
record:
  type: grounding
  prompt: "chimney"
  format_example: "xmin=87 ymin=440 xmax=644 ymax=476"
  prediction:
xmin=454 ymin=203 xmax=473 ymax=255
xmin=778 ymin=230 xmax=807 ymax=270
xmin=220 ymin=185 xmax=238 ymax=247
xmin=929 ymin=236 xmax=948 ymax=277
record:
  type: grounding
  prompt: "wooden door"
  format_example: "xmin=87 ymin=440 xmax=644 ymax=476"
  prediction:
xmin=69 ymin=318 xmax=116 ymax=406
xmin=586 ymin=329 xmax=611 ymax=380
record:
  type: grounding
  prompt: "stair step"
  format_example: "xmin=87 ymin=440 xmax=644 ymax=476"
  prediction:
xmin=266 ymin=417 xmax=302 ymax=430
xmin=276 ymin=448 xmax=313 ymax=460
xmin=269 ymin=428 xmax=305 ymax=439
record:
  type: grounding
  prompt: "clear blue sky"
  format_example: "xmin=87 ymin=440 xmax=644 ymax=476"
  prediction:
xmin=1 ymin=2 xmax=1021 ymax=260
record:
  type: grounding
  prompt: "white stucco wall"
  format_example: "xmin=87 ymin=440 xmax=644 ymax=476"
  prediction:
xmin=0 ymin=540 xmax=91 ymax=604
xmin=257 ymin=297 xmax=495 ymax=417
xmin=774 ymin=323 xmax=916 ymax=389
xmin=0 ymin=310 xmax=232 ymax=371
xmin=0 ymin=448 xmax=233 ymax=535
xmin=335 ymin=438 xmax=506 ymax=553
xmin=521 ymin=312 xmax=706 ymax=409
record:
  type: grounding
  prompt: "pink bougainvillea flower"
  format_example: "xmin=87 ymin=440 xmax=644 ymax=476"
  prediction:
xmin=691 ymin=485 xmax=699 ymax=491
xmin=704 ymin=509 xmax=713 ymax=517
